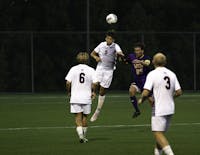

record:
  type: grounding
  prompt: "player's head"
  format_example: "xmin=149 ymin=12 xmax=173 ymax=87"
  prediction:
xmin=76 ymin=52 xmax=89 ymax=64
xmin=134 ymin=42 xmax=145 ymax=58
xmin=152 ymin=52 xmax=167 ymax=67
xmin=105 ymin=30 xmax=115 ymax=45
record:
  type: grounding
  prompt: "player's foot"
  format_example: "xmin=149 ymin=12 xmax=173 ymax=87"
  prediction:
xmin=132 ymin=111 xmax=141 ymax=118
xmin=90 ymin=112 xmax=100 ymax=122
xmin=79 ymin=138 xmax=84 ymax=143
xmin=83 ymin=138 xmax=88 ymax=143
xmin=79 ymin=138 xmax=88 ymax=143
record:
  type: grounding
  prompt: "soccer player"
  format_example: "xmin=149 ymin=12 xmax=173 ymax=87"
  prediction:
xmin=138 ymin=53 xmax=182 ymax=155
xmin=65 ymin=52 xmax=97 ymax=143
xmin=90 ymin=30 xmax=124 ymax=122
xmin=125 ymin=42 xmax=152 ymax=118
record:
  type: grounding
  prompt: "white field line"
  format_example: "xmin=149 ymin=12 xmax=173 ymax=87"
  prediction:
xmin=0 ymin=94 xmax=200 ymax=100
xmin=0 ymin=122 xmax=200 ymax=131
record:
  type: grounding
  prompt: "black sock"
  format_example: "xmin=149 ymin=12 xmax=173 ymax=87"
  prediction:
xmin=130 ymin=96 xmax=140 ymax=112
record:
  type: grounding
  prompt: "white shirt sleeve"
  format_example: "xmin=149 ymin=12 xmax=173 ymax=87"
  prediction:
xmin=65 ymin=68 xmax=73 ymax=82
xmin=94 ymin=43 xmax=102 ymax=54
xmin=143 ymin=72 xmax=154 ymax=91
xmin=174 ymin=75 xmax=181 ymax=91
xmin=115 ymin=44 xmax=122 ymax=53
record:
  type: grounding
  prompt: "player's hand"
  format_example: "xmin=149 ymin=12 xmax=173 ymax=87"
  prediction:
xmin=94 ymin=56 xmax=101 ymax=62
xmin=138 ymin=98 xmax=143 ymax=105
xmin=91 ymin=92 xmax=96 ymax=100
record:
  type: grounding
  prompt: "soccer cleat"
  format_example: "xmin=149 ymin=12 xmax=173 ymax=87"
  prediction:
xmin=79 ymin=138 xmax=88 ymax=143
xmin=79 ymin=138 xmax=84 ymax=143
xmin=132 ymin=111 xmax=141 ymax=118
xmin=90 ymin=112 xmax=100 ymax=122
xmin=83 ymin=138 xmax=88 ymax=143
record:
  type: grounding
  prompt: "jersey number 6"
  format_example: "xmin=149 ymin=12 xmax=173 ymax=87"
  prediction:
xmin=79 ymin=73 xmax=85 ymax=83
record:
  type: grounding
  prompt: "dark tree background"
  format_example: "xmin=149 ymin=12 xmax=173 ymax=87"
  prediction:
xmin=0 ymin=0 xmax=199 ymax=92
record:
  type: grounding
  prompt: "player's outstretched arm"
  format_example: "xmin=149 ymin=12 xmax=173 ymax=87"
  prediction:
xmin=91 ymin=51 xmax=101 ymax=62
xmin=117 ymin=51 xmax=125 ymax=57
xmin=118 ymin=53 xmax=131 ymax=64
xmin=141 ymin=59 xmax=151 ymax=66
xmin=138 ymin=89 xmax=150 ymax=104
xmin=116 ymin=51 xmax=125 ymax=62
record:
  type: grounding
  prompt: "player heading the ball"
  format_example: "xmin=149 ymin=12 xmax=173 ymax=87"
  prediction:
xmin=90 ymin=30 xmax=124 ymax=122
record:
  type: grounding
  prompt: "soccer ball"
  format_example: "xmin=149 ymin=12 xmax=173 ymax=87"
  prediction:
xmin=106 ymin=13 xmax=118 ymax=24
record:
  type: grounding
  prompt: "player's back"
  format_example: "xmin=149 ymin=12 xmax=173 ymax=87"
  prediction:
xmin=68 ymin=64 xmax=95 ymax=104
xmin=148 ymin=67 xmax=180 ymax=116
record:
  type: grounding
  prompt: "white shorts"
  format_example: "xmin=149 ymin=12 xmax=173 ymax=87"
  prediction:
xmin=151 ymin=115 xmax=172 ymax=132
xmin=130 ymin=83 xmax=141 ymax=93
xmin=95 ymin=69 xmax=113 ymax=88
xmin=70 ymin=103 xmax=91 ymax=114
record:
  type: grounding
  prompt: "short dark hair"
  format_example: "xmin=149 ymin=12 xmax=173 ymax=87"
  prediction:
xmin=106 ymin=30 xmax=115 ymax=39
xmin=134 ymin=42 xmax=145 ymax=50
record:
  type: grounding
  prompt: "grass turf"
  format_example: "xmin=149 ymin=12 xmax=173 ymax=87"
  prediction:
xmin=0 ymin=92 xmax=200 ymax=155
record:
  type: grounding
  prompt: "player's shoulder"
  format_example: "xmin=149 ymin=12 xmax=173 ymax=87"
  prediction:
xmin=86 ymin=65 xmax=95 ymax=71
xmin=154 ymin=67 xmax=176 ymax=76
xmin=148 ymin=67 xmax=161 ymax=77
xmin=113 ymin=42 xmax=121 ymax=49
xmin=68 ymin=64 xmax=80 ymax=72
xmin=125 ymin=53 xmax=136 ymax=61
xmin=148 ymin=69 xmax=156 ymax=76
xmin=130 ymin=53 xmax=135 ymax=56
xmin=143 ymin=54 xmax=151 ymax=60
xmin=81 ymin=64 xmax=95 ymax=72
xmin=164 ymin=67 xmax=177 ymax=77
xmin=113 ymin=42 xmax=120 ymax=46
xmin=98 ymin=41 xmax=106 ymax=47
xmin=127 ymin=53 xmax=135 ymax=58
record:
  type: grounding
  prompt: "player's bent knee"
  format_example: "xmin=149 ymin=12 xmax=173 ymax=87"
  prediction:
xmin=129 ymin=86 xmax=137 ymax=96
xmin=99 ymin=86 xmax=106 ymax=96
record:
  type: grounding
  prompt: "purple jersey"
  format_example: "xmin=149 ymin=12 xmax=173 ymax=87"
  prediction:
xmin=127 ymin=53 xmax=151 ymax=90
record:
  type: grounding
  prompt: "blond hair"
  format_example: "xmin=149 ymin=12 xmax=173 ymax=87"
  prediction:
xmin=76 ymin=52 xmax=89 ymax=64
xmin=153 ymin=52 xmax=167 ymax=67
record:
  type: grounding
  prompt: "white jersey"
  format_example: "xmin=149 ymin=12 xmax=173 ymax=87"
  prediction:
xmin=144 ymin=67 xmax=181 ymax=116
xmin=65 ymin=64 xmax=96 ymax=104
xmin=94 ymin=41 xmax=122 ymax=70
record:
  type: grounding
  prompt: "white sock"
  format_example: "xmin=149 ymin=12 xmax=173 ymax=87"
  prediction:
xmin=83 ymin=127 xmax=88 ymax=137
xmin=163 ymin=145 xmax=174 ymax=155
xmin=154 ymin=147 xmax=162 ymax=155
xmin=76 ymin=126 xmax=83 ymax=139
xmin=96 ymin=95 xmax=105 ymax=112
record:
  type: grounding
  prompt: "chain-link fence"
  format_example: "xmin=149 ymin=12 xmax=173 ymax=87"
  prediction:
xmin=0 ymin=31 xmax=199 ymax=92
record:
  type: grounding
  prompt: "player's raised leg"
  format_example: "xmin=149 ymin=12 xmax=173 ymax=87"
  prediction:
xmin=129 ymin=84 xmax=140 ymax=118
xmin=90 ymin=86 xmax=106 ymax=122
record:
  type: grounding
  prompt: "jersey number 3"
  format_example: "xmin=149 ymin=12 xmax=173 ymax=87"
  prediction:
xmin=79 ymin=73 xmax=85 ymax=83
xmin=164 ymin=76 xmax=170 ymax=89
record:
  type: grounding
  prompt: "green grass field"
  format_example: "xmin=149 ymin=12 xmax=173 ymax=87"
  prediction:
xmin=0 ymin=92 xmax=200 ymax=155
